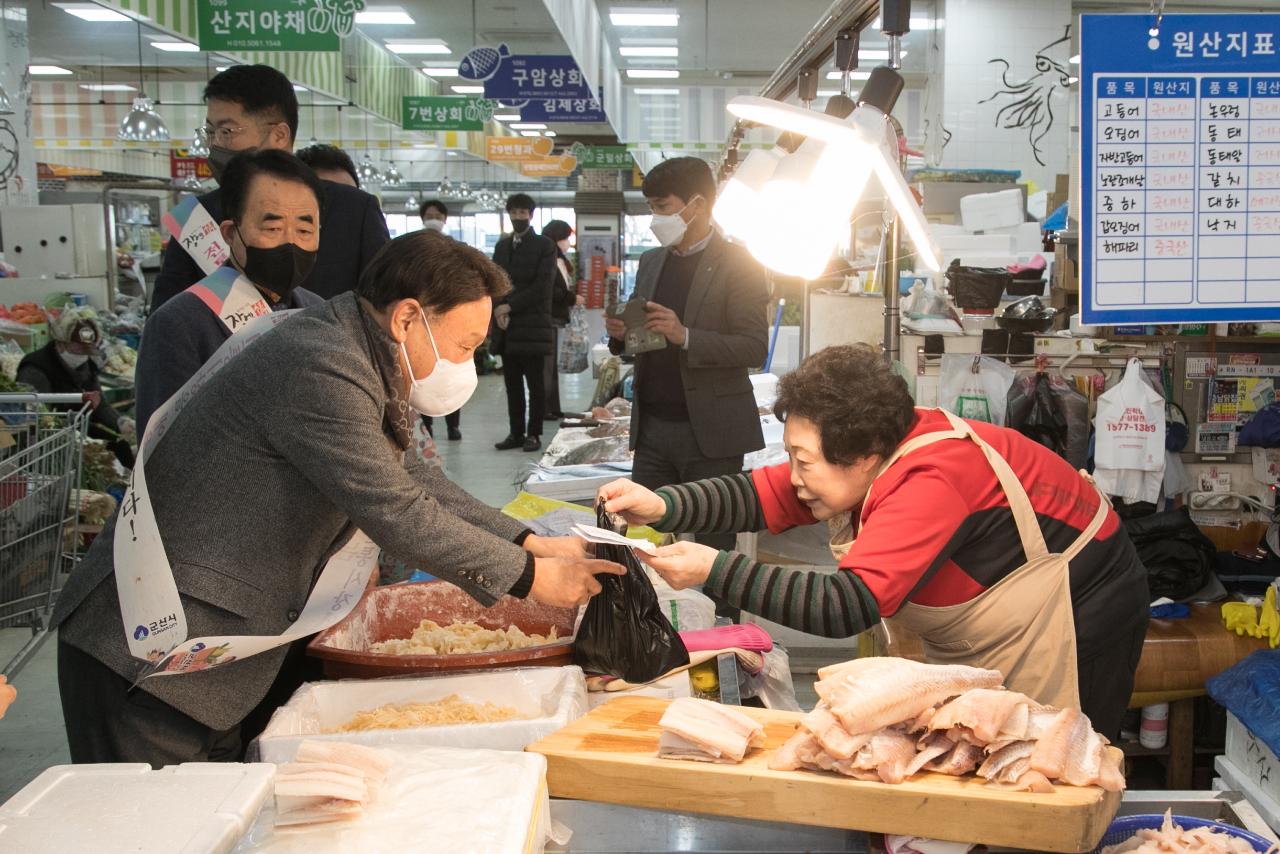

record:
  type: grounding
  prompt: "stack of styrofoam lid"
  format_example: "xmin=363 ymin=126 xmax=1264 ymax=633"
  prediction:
xmin=235 ymin=744 xmax=549 ymax=854
xmin=0 ymin=763 xmax=274 ymax=854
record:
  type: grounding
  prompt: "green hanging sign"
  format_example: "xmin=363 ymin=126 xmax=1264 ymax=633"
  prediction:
xmin=571 ymin=144 xmax=633 ymax=170
xmin=197 ymin=0 xmax=365 ymax=52
xmin=402 ymin=96 xmax=497 ymax=131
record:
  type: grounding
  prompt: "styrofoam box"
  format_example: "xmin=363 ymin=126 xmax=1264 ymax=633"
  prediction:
xmin=0 ymin=762 xmax=273 ymax=854
xmin=1226 ymin=712 xmax=1280 ymax=805
xmin=252 ymin=666 xmax=586 ymax=763
xmin=960 ymin=188 xmax=1027 ymax=232
xmin=235 ymin=745 xmax=548 ymax=854
xmin=1216 ymin=755 xmax=1280 ymax=834
xmin=935 ymin=233 xmax=1016 ymax=256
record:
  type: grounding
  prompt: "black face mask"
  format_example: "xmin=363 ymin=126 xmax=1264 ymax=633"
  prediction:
xmin=510 ymin=218 xmax=531 ymax=234
xmin=207 ymin=144 xmax=241 ymax=183
xmin=233 ymin=226 xmax=317 ymax=299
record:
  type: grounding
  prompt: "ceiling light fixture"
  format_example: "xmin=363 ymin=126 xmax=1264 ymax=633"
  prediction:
xmin=825 ymin=70 xmax=874 ymax=80
xmin=150 ymin=40 xmax=199 ymax=52
xmin=871 ymin=16 xmax=935 ymax=30
xmin=54 ymin=3 xmax=130 ymax=22
xmin=119 ymin=20 xmax=169 ymax=142
xmin=626 ymin=69 xmax=679 ymax=79
xmin=634 ymin=87 xmax=679 ymax=95
xmin=543 ymin=131 xmax=557 ymax=137
xmin=493 ymin=113 xmax=521 ymax=121
xmin=620 ymin=46 xmax=678 ymax=57
xmin=355 ymin=7 xmax=415 ymax=25
xmin=509 ymin=123 xmax=547 ymax=129
xmin=386 ymin=40 xmax=451 ymax=55
xmin=519 ymin=130 xmax=542 ymax=137
xmin=29 ymin=65 xmax=74 ymax=75
xmin=421 ymin=66 xmax=460 ymax=77
xmin=451 ymin=84 xmax=485 ymax=94
xmin=610 ymin=9 xmax=679 ymax=27
xmin=80 ymin=83 xmax=137 ymax=92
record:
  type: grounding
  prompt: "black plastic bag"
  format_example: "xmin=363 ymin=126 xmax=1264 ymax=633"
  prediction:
xmin=1124 ymin=506 xmax=1215 ymax=601
xmin=572 ymin=501 xmax=689 ymax=682
xmin=1007 ymin=372 xmax=1090 ymax=469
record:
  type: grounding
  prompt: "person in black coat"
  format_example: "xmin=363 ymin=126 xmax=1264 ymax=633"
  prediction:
xmin=541 ymin=219 xmax=576 ymax=420
xmin=16 ymin=307 xmax=134 ymax=468
xmin=150 ymin=65 xmax=388 ymax=309
xmin=492 ymin=194 xmax=556 ymax=453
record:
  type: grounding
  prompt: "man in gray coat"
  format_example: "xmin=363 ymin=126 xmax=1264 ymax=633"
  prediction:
xmin=53 ymin=232 xmax=622 ymax=766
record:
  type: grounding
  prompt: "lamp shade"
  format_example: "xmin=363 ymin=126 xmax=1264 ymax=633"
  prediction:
xmin=383 ymin=162 xmax=404 ymax=187
xmin=188 ymin=129 xmax=210 ymax=158
xmin=713 ymin=148 xmax=783 ymax=240
xmin=118 ymin=96 xmax=170 ymax=142
xmin=356 ymin=153 xmax=383 ymax=186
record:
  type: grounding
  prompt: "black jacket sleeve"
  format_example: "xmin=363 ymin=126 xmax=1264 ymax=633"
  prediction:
xmin=151 ymin=239 xmax=203 ymax=311
xmin=358 ymin=193 xmax=390 ymax=271
xmin=505 ymin=238 xmax=557 ymax=315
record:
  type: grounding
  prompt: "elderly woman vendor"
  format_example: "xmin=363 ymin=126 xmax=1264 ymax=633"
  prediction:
xmin=600 ymin=345 xmax=1149 ymax=737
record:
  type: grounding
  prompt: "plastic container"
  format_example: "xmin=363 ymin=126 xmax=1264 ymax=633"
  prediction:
xmin=1089 ymin=814 xmax=1276 ymax=853
xmin=1140 ymin=703 xmax=1170 ymax=749
xmin=1225 ymin=711 xmax=1280 ymax=807
xmin=253 ymin=666 xmax=587 ymax=762
xmin=1215 ymin=754 xmax=1280 ymax=834
xmin=0 ymin=763 xmax=274 ymax=854
xmin=306 ymin=581 xmax=577 ymax=679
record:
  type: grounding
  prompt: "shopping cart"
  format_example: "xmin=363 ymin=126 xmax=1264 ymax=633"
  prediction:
xmin=0 ymin=392 xmax=92 ymax=676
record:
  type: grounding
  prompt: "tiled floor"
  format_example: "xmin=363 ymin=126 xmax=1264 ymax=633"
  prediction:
xmin=0 ymin=369 xmax=598 ymax=802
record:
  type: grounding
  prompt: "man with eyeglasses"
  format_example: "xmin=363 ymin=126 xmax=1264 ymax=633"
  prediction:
xmin=150 ymin=64 xmax=388 ymax=309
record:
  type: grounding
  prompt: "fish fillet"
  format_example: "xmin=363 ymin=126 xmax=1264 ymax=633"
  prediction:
xmin=905 ymin=732 xmax=956 ymax=777
xmin=818 ymin=659 xmax=1003 ymax=735
xmin=801 ymin=702 xmax=872 ymax=759
xmin=273 ymin=800 xmax=364 ymax=828
xmin=1029 ymin=708 xmax=1092 ymax=780
xmin=929 ymin=689 xmax=1034 ymax=745
xmin=1100 ymin=809 xmax=1276 ymax=854
xmin=925 ymin=740 xmax=986 ymax=776
xmin=294 ymin=740 xmax=392 ymax=784
xmin=977 ymin=740 xmax=1036 ymax=783
xmin=769 ymin=730 xmax=814 ymax=771
xmin=658 ymin=697 xmax=765 ymax=764
xmin=658 ymin=730 xmax=743 ymax=764
xmin=274 ymin=763 xmax=368 ymax=803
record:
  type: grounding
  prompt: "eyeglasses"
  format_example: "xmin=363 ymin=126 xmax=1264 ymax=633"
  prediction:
xmin=195 ymin=121 xmax=278 ymax=148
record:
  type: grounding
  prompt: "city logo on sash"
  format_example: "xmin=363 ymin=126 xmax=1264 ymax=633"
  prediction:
xmin=198 ymin=0 xmax=366 ymax=52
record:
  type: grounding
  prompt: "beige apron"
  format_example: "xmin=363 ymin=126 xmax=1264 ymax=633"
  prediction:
xmin=828 ymin=409 xmax=1110 ymax=709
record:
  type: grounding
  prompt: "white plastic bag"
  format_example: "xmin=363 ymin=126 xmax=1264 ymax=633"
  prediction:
xmin=939 ymin=354 xmax=1016 ymax=425
xmin=1095 ymin=358 xmax=1165 ymax=471
xmin=558 ymin=305 xmax=590 ymax=374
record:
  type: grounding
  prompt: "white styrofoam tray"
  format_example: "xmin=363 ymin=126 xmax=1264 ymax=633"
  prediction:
xmin=0 ymin=762 xmax=274 ymax=854
xmin=1226 ymin=712 xmax=1280 ymax=806
xmin=236 ymin=744 xmax=548 ymax=854
xmin=1216 ymin=755 xmax=1280 ymax=835
xmin=252 ymin=666 xmax=586 ymax=763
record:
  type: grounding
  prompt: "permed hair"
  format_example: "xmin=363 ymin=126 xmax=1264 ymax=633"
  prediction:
xmin=774 ymin=344 xmax=916 ymax=465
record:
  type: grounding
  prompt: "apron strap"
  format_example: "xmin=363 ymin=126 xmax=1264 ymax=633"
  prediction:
xmin=1060 ymin=473 xmax=1112 ymax=562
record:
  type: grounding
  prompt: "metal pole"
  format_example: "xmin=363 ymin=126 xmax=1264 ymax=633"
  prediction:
xmin=101 ymin=180 xmax=173 ymax=306
xmin=882 ymin=115 xmax=908 ymax=366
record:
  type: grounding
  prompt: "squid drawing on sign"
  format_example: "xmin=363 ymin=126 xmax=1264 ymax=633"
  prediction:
xmin=979 ymin=25 xmax=1073 ymax=166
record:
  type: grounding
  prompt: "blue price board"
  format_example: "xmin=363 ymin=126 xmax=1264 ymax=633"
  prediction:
xmin=482 ymin=54 xmax=592 ymax=101
xmin=1081 ymin=13 xmax=1280 ymax=324
xmin=519 ymin=94 xmax=607 ymax=123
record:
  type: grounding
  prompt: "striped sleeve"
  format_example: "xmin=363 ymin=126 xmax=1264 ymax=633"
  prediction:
xmin=654 ymin=472 xmax=766 ymax=534
xmin=704 ymin=552 xmax=881 ymax=639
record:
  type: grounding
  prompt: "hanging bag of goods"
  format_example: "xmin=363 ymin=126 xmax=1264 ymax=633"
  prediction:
xmin=571 ymin=500 xmax=689 ymax=684
xmin=1095 ymin=358 xmax=1165 ymax=472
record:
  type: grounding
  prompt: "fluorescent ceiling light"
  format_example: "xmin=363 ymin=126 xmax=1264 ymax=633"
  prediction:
xmin=30 ymin=65 xmax=73 ymax=75
xmin=519 ymin=130 xmax=543 ymax=137
xmin=825 ymin=70 xmax=874 ymax=80
xmin=634 ymin=87 xmax=679 ymax=95
xmin=215 ymin=65 xmax=230 ymax=72
xmin=452 ymin=85 xmax=485 ymax=94
xmin=627 ymin=69 xmax=680 ymax=79
xmin=293 ymin=85 xmax=308 ymax=92
xmin=421 ymin=66 xmax=460 ymax=77
xmin=151 ymin=40 xmax=199 ymax=52
xmin=386 ymin=40 xmax=450 ymax=54
xmin=54 ymin=3 xmax=130 ymax=22
xmin=510 ymin=123 xmax=547 ymax=129
xmin=80 ymin=83 xmax=136 ymax=92
xmin=610 ymin=9 xmax=679 ymax=27
xmin=447 ymin=150 xmax=459 ymax=156
xmin=544 ymin=131 xmax=557 ymax=137
xmin=355 ymin=7 xmax=414 ymax=25
xmin=1069 ymin=54 xmax=1080 ymax=65
xmin=620 ymin=46 xmax=678 ymax=57
xmin=493 ymin=113 xmax=522 ymax=121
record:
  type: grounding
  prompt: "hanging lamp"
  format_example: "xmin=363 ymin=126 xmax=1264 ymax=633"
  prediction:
xmin=119 ymin=20 xmax=169 ymax=141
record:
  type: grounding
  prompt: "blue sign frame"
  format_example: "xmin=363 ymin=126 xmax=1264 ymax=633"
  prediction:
xmin=1081 ymin=13 xmax=1280 ymax=324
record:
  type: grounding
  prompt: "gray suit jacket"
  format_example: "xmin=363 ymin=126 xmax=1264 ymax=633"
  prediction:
xmin=53 ymin=293 xmax=531 ymax=731
xmin=611 ymin=232 xmax=770 ymax=459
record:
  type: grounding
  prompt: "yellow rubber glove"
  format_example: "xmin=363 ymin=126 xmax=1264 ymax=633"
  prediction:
xmin=1222 ymin=602 xmax=1261 ymax=637
xmin=1260 ymin=586 xmax=1280 ymax=649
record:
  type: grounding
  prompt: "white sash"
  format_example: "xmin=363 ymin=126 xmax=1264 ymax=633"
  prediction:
xmin=162 ymin=195 xmax=231 ymax=277
xmin=185 ymin=266 xmax=274 ymax=335
xmin=115 ymin=309 xmax=377 ymax=680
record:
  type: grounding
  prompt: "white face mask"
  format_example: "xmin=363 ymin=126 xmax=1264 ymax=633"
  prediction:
xmin=649 ymin=195 xmax=701 ymax=247
xmin=399 ymin=306 xmax=478 ymax=417
xmin=60 ymin=350 xmax=91 ymax=370
xmin=422 ymin=219 xmax=445 ymax=233
xmin=556 ymin=239 xmax=571 ymax=254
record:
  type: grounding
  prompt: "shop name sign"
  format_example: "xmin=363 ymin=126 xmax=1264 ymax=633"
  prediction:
xmin=519 ymin=95 xmax=607 ymax=124
xmin=519 ymin=155 xmax=578 ymax=178
xmin=458 ymin=44 xmax=592 ymax=101
xmin=486 ymin=135 xmax=555 ymax=162
xmin=197 ymin=0 xmax=365 ymax=52
xmin=402 ymin=96 xmax=497 ymax=131
xmin=571 ymin=144 xmax=632 ymax=170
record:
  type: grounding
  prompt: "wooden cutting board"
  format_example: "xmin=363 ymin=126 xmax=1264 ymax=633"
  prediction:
xmin=526 ymin=696 xmax=1123 ymax=853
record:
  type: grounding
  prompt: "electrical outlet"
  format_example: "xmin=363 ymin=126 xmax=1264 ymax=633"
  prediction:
xmin=1189 ymin=492 xmax=1243 ymax=510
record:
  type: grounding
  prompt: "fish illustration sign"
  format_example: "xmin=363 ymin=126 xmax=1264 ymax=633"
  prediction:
xmin=198 ymin=0 xmax=365 ymax=52
xmin=459 ymin=44 xmax=594 ymax=101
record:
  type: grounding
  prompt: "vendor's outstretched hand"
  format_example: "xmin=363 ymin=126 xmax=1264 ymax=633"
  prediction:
xmin=637 ymin=541 xmax=718 ymax=590
xmin=0 ymin=675 xmax=15 ymax=719
xmin=530 ymin=557 xmax=626 ymax=609
xmin=523 ymin=533 xmax=588 ymax=560
xmin=598 ymin=478 xmax=665 ymax=526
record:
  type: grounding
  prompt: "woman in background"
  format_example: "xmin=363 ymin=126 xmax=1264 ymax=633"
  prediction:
xmin=542 ymin=219 xmax=577 ymax=420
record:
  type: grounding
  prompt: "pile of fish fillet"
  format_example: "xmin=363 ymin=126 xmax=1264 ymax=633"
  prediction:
xmin=273 ymin=740 xmax=394 ymax=827
xmin=658 ymin=697 xmax=766 ymax=763
xmin=1101 ymin=809 xmax=1278 ymax=853
xmin=767 ymin=657 xmax=1126 ymax=792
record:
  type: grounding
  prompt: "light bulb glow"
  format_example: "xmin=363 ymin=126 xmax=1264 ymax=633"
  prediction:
xmin=712 ymin=148 xmax=783 ymax=240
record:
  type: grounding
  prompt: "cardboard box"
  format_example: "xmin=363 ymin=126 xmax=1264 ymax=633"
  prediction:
xmin=1054 ymin=244 xmax=1079 ymax=292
